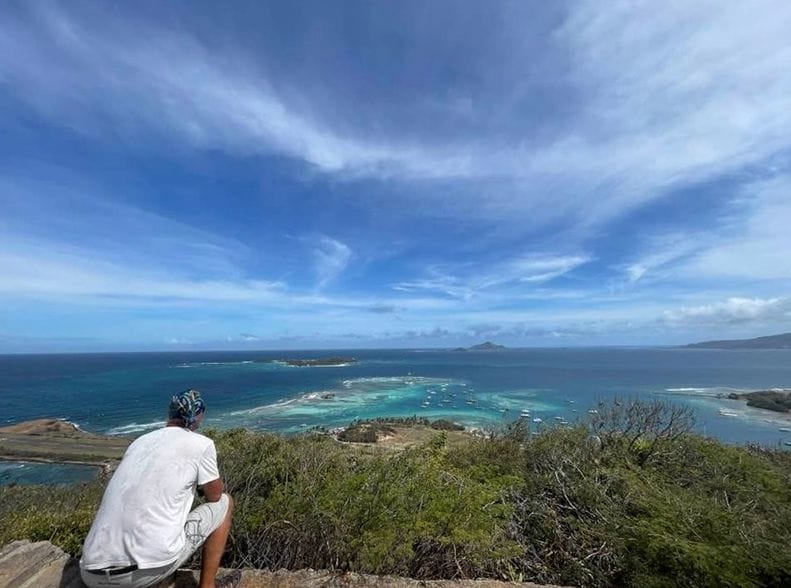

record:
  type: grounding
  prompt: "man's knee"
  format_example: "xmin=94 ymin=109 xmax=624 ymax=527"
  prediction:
xmin=222 ymin=492 xmax=234 ymax=520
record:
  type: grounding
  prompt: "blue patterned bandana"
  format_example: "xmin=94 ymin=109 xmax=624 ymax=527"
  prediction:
xmin=168 ymin=389 xmax=205 ymax=427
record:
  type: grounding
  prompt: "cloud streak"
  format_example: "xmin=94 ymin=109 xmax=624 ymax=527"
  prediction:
xmin=0 ymin=5 xmax=479 ymax=180
xmin=310 ymin=235 xmax=353 ymax=289
xmin=394 ymin=254 xmax=591 ymax=299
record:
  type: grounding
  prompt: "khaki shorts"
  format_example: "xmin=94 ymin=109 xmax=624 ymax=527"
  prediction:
xmin=81 ymin=493 xmax=230 ymax=588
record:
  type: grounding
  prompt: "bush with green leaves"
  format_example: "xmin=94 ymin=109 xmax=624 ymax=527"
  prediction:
xmin=213 ymin=428 xmax=519 ymax=577
xmin=0 ymin=482 xmax=104 ymax=555
xmin=430 ymin=419 xmax=465 ymax=431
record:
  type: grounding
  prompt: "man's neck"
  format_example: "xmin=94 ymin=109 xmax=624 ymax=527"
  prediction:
xmin=166 ymin=419 xmax=193 ymax=430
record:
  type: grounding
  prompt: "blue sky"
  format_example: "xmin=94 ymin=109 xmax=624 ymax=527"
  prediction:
xmin=2 ymin=0 xmax=791 ymax=352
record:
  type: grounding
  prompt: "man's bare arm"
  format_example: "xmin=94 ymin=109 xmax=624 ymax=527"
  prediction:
xmin=199 ymin=478 xmax=224 ymax=502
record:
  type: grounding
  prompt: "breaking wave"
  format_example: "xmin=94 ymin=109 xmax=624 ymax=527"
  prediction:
xmin=106 ymin=420 xmax=162 ymax=435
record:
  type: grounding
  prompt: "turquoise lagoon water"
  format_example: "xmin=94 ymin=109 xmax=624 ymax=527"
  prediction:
xmin=2 ymin=348 xmax=791 ymax=483
xmin=0 ymin=461 xmax=100 ymax=485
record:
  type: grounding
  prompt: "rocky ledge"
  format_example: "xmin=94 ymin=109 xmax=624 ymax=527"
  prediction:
xmin=0 ymin=541 xmax=570 ymax=588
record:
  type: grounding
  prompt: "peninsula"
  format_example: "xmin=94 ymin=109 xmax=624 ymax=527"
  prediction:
xmin=0 ymin=419 xmax=129 ymax=471
xmin=725 ymin=390 xmax=791 ymax=413
xmin=685 ymin=332 xmax=791 ymax=349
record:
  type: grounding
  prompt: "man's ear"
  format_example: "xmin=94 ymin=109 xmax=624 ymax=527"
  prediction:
xmin=190 ymin=412 xmax=205 ymax=431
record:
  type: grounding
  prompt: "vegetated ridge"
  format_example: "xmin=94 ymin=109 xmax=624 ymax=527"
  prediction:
xmin=685 ymin=332 xmax=791 ymax=349
xmin=3 ymin=399 xmax=790 ymax=587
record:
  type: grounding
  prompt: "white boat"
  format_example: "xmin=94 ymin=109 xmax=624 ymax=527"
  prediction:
xmin=588 ymin=409 xmax=598 ymax=415
xmin=520 ymin=410 xmax=530 ymax=417
xmin=718 ymin=408 xmax=738 ymax=417
xmin=532 ymin=417 xmax=543 ymax=423
xmin=779 ymin=427 xmax=790 ymax=432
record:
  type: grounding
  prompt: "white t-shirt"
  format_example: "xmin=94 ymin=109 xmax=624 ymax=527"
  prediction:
xmin=81 ymin=426 xmax=220 ymax=569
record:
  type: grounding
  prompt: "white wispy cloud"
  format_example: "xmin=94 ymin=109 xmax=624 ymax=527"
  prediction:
xmin=392 ymin=270 xmax=474 ymax=300
xmin=0 ymin=228 xmax=450 ymax=313
xmin=3 ymin=1 xmax=789 ymax=230
xmin=310 ymin=235 xmax=353 ymax=289
xmin=678 ymin=175 xmax=791 ymax=281
xmin=662 ymin=297 xmax=791 ymax=327
xmin=621 ymin=233 xmax=707 ymax=284
xmin=520 ymin=0 xmax=791 ymax=228
xmin=0 ymin=172 xmax=256 ymax=279
xmin=0 ymin=244 xmax=286 ymax=302
xmin=504 ymin=255 xmax=592 ymax=285
xmin=394 ymin=254 xmax=591 ymax=298
xmin=0 ymin=5 xmax=476 ymax=181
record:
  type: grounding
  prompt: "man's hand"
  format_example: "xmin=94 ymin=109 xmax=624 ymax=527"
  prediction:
xmin=198 ymin=478 xmax=224 ymax=502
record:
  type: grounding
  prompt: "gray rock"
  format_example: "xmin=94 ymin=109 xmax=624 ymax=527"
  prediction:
xmin=0 ymin=541 xmax=572 ymax=588
xmin=0 ymin=540 xmax=80 ymax=588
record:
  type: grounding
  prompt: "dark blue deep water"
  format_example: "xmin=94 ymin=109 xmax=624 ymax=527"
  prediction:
xmin=2 ymin=348 xmax=791 ymax=483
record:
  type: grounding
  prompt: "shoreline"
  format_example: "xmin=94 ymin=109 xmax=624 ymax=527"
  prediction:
xmin=0 ymin=455 xmax=112 ymax=475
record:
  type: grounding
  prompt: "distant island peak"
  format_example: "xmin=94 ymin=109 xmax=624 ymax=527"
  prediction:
xmin=452 ymin=341 xmax=507 ymax=352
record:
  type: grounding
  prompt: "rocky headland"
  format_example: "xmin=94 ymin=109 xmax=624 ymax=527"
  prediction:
xmin=0 ymin=419 xmax=129 ymax=471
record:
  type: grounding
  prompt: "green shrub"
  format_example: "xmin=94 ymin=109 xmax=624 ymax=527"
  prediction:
xmin=210 ymin=428 xmax=519 ymax=576
xmin=337 ymin=424 xmax=384 ymax=443
xmin=0 ymin=482 xmax=104 ymax=555
xmin=430 ymin=419 xmax=464 ymax=431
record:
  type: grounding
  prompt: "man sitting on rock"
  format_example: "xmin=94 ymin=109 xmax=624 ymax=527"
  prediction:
xmin=80 ymin=389 xmax=240 ymax=588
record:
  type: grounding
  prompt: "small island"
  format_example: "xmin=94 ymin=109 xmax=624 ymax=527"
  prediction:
xmin=452 ymin=341 xmax=507 ymax=352
xmin=262 ymin=357 xmax=357 ymax=367
xmin=726 ymin=390 xmax=791 ymax=413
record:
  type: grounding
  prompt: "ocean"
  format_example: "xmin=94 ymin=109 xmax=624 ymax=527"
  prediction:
xmin=2 ymin=347 xmax=791 ymax=484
